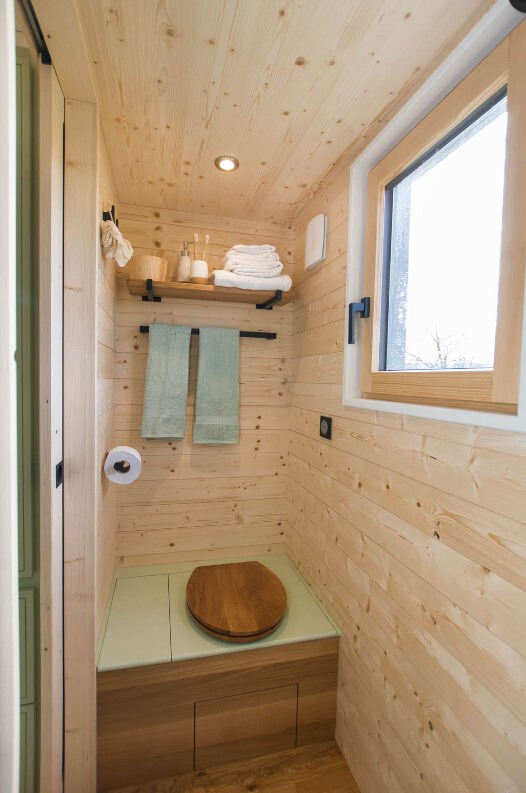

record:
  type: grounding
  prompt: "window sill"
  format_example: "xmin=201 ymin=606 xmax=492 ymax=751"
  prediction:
xmin=342 ymin=393 xmax=525 ymax=432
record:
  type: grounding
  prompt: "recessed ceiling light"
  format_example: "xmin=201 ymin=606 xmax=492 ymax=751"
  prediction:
xmin=215 ymin=155 xmax=239 ymax=172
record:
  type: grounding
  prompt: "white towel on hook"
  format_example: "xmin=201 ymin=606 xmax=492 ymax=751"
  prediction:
xmin=100 ymin=219 xmax=134 ymax=268
xmin=213 ymin=269 xmax=292 ymax=292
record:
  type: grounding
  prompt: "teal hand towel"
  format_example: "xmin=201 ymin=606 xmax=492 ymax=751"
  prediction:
xmin=141 ymin=324 xmax=192 ymax=439
xmin=193 ymin=327 xmax=239 ymax=444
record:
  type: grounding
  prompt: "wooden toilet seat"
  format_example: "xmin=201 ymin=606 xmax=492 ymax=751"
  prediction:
xmin=186 ymin=561 xmax=287 ymax=643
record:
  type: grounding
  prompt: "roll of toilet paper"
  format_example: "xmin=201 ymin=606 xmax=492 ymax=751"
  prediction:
xmin=104 ymin=446 xmax=142 ymax=484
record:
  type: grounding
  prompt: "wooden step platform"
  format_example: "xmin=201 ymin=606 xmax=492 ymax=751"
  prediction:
xmin=105 ymin=740 xmax=361 ymax=793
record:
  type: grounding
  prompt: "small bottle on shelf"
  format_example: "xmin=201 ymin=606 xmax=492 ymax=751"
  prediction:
xmin=177 ymin=241 xmax=191 ymax=282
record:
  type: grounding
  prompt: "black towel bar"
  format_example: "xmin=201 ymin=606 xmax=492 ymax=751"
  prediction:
xmin=139 ymin=326 xmax=276 ymax=340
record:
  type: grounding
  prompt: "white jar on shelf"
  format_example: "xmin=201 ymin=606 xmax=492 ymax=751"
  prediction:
xmin=190 ymin=259 xmax=209 ymax=284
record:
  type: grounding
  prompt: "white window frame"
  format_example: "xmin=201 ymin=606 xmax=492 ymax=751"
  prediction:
xmin=343 ymin=0 xmax=526 ymax=432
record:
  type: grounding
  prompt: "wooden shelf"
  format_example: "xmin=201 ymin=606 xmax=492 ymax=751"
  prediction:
xmin=126 ymin=279 xmax=295 ymax=306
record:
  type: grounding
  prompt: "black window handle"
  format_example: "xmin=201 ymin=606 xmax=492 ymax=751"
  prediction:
xmin=348 ymin=297 xmax=370 ymax=344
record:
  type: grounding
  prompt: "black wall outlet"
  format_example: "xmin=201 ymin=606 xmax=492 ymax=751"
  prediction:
xmin=320 ymin=416 xmax=332 ymax=440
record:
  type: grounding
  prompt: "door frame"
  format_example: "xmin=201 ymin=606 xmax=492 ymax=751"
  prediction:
xmin=38 ymin=60 xmax=65 ymax=793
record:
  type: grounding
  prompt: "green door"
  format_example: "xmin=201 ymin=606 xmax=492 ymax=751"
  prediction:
xmin=16 ymin=46 xmax=38 ymax=793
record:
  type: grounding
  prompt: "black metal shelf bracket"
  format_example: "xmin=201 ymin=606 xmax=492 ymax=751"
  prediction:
xmin=256 ymin=290 xmax=283 ymax=310
xmin=142 ymin=278 xmax=162 ymax=303
xmin=139 ymin=326 xmax=276 ymax=340
xmin=348 ymin=297 xmax=371 ymax=344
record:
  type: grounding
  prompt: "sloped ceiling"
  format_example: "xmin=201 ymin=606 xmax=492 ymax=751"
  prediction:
xmin=78 ymin=0 xmax=495 ymax=222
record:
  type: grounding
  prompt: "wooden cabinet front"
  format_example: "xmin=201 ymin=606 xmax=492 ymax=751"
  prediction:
xmin=195 ymin=684 xmax=298 ymax=769
xmin=97 ymin=638 xmax=338 ymax=792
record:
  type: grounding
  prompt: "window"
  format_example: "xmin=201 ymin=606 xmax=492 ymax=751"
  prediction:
xmin=383 ymin=92 xmax=507 ymax=373
xmin=358 ymin=28 xmax=526 ymax=415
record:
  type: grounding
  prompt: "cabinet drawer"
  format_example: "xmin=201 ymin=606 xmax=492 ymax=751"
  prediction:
xmin=19 ymin=589 xmax=35 ymax=705
xmin=195 ymin=684 xmax=298 ymax=770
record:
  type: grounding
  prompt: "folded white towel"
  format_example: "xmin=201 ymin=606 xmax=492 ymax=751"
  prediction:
xmin=232 ymin=244 xmax=276 ymax=254
xmin=223 ymin=251 xmax=280 ymax=265
xmin=224 ymin=260 xmax=283 ymax=278
xmin=229 ymin=266 xmax=283 ymax=278
xmin=223 ymin=250 xmax=283 ymax=276
xmin=213 ymin=269 xmax=292 ymax=292
xmin=100 ymin=220 xmax=134 ymax=268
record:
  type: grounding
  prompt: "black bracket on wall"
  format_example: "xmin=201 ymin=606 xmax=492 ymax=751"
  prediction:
xmin=102 ymin=204 xmax=119 ymax=227
xmin=141 ymin=278 xmax=162 ymax=303
xmin=256 ymin=290 xmax=283 ymax=310
xmin=348 ymin=297 xmax=370 ymax=344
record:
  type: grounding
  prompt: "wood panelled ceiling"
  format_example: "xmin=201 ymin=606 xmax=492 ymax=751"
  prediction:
xmin=78 ymin=0 xmax=495 ymax=222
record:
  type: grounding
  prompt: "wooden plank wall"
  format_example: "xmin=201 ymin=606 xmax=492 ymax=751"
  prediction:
xmin=289 ymin=172 xmax=526 ymax=792
xmin=96 ymin=134 xmax=119 ymax=630
xmin=114 ymin=207 xmax=294 ymax=566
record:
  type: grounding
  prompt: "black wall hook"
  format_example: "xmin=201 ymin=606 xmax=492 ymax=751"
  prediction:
xmin=141 ymin=278 xmax=162 ymax=302
xmin=102 ymin=204 xmax=119 ymax=228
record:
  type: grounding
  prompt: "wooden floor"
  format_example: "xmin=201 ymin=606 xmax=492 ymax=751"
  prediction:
xmin=107 ymin=741 xmax=360 ymax=793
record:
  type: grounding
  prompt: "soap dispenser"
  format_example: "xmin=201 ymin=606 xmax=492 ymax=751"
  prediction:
xmin=177 ymin=241 xmax=191 ymax=282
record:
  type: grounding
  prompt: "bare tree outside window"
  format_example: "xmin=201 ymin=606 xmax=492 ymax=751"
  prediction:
xmin=406 ymin=328 xmax=486 ymax=370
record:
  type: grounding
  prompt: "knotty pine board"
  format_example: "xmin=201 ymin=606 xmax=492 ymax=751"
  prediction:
xmin=289 ymin=164 xmax=526 ymax=793
xmin=76 ymin=0 xmax=493 ymax=222
xmin=117 ymin=544 xmax=288 ymax=570
xmin=116 ymin=497 xmax=286 ymax=530
xmin=63 ymin=98 xmax=99 ymax=793
xmin=114 ymin=404 xmax=290 ymax=432
xmin=114 ymin=206 xmax=293 ymax=567
xmin=96 ymin=132 xmax=119 ymax=633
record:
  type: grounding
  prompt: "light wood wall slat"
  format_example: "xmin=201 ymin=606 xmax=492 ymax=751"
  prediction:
xmin=116 ymin=544 xmax=288 ymax=569
xmin=38 ymin=62 xmax=64 ymax=793
xmin=115 ymin=430 xmax=288 ymax=458
xmin=96 ymin=127 xmax=120 ymax=633
xmin=63 ymin=98 xmax=98 ymax=793
xmin=116 ymin=522 xmax=288 ymax=558
xmin=117 ymin=496 xmax=287 ymax=531
xmin=115 ymin=404 xmax=290 ymax=432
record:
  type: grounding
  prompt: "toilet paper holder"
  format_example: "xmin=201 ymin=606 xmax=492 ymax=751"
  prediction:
xmin=104 ymin=446 xmax=142 ymax=484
